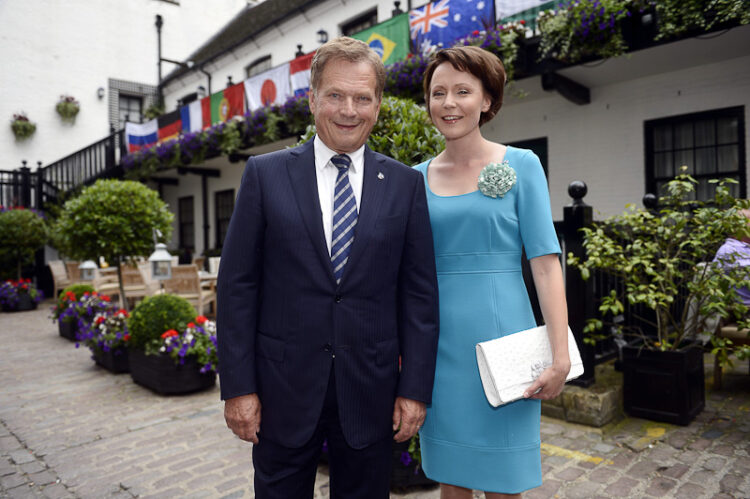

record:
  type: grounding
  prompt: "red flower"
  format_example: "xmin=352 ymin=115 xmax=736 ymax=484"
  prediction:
xmin=472 ymin=30 xmax=479 ymax=36
xmin=65 ymin=291 xmax=76 ymax=301
xmin=195 ymin=315 xmax=208 ymax=325
xmin=187 ymin=322 xmax=196 ymax=329
xmin=101 ymin=295 xmax=111 ymax=302
xmin=83 ymin=292 xmax=90 ymax=297
xmin=406 ymin=53 xmax=413 ymax=59
xmin=520 ymin=19 xmax=526 ymax=25
xmin=123 ymin=334 xmax=130 ymax=342
xmin=117 ymin=309 xmax=128 ymax=316
xmin=95 ymin=316 xmax=106 ymax=325
xmin=161 ymin=329 xmax=179 ymax=338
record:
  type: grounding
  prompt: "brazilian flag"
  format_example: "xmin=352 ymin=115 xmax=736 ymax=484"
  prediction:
xmin=351 ymin=13 xmax=410 ymax=66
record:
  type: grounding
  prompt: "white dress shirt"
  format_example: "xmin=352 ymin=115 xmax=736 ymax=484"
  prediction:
xmin=314 ymin=135 xmax=365 ymax=255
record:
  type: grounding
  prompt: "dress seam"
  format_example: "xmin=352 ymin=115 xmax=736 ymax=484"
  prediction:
xmin=421 ymin=435 xmax=540 ymax=452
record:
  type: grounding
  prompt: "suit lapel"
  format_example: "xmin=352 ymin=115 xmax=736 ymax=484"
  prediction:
xmin=287 ymin=141 xmax=336 ymax=284
xmin=340 ymin=146 xmax=388 ymax=285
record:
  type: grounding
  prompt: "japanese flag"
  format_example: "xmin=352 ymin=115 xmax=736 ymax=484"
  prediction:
xmin=244 ymin=63 xmax=291 ymax=111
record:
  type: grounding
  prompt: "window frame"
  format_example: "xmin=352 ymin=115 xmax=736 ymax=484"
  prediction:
xmin=178 ymin=196 xmax=195 ymax=250
xmin=214 ymin=189 xmax=235 ymax=248
xmin=340 ymin=8 xmax=378 ymax=36
xmin=644 ymin=106 xmax=746 ymax=200
xmin=246 ymin=55 xmax=272 ymax=78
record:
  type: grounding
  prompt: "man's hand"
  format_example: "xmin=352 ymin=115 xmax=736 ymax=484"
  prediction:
xmin=224 ymin=393 xmax=262 ymax=444
xmin=392 ymin=397 xmax=425 ymax=443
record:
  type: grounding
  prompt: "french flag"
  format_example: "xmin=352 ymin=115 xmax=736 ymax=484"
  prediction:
xmin=180 ymin=100 xmax=204 ymax=133
xmin=125 ymin=120 xmax=158 ymax=153
xmin=290 ymin=51 xmax=314 ymax=97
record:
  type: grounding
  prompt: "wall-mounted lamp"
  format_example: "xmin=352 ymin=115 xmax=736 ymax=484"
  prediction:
xmin=97 ymin=87 xmax=105 ymax=100
xmin=197 ymin=85 xmax=207 ymax=98
xmin=317 ymin=29 xmax=329 ymax=45
xmin=295 ymin=44 xmax=304 ymax=58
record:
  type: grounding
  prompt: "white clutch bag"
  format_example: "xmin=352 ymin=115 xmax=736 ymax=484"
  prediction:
xmin=476 ymin=325 xmax=584 ymax=407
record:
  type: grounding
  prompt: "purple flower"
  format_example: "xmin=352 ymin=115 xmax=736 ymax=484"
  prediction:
xmin=400 ymin=451 xmax=412 ymax=466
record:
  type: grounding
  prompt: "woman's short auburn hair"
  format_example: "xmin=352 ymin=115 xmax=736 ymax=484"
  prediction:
xmin=423 ymin=46 xmax=506 ymax=126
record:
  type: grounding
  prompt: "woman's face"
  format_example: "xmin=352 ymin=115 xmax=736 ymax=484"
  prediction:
xmin=428 ymin=62 xmax=491 ymax=140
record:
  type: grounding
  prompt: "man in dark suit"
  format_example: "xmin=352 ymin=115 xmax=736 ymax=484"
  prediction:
xmin=217 ymin=37 xmax=439 ymax=498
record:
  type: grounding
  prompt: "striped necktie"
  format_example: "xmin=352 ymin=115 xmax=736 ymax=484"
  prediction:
xmin=330 ymin=154 xmax=357 ymax=284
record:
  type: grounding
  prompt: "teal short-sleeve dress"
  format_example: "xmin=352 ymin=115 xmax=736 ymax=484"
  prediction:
xmin=414 ymin=147 xmax=561 ymax=494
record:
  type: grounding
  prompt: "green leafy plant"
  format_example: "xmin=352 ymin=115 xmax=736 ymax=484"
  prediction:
xmin=127 ymin=294 xmax=197 ymax=353
xmin=653 ymin=0 xmax=750 ymax=40
xmin=299 ymin=96 xmax=444 ymax=166
xmin=144 ymin=102 xmax=165 ymax=120
xmin=568 ymin=172 xmax=750 ymax=364
xmin=10 ymin=113 xmax=36 ymax=140
xmin=56 ymin=95 xmax=80 ymax=122
xmin=458 ymin=21 xmax=528 ymax=82
xmin=51 ymin=179 xmax=173 ymax=309
xmin=51 ymin=283 xmax=96 ymax=323
xmin=537 ymin=0 xmax=639 ymax=63
xmin=0 ymin=207 xmax=48 ymax=280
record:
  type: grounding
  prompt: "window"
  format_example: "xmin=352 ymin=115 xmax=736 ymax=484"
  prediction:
xmin=118 ymin=94 xmax=143 ymax=124
xmin=340 ymin=9 xmax=377 ymax=36
xmin=246 ymin=56 xmax=272 ymax=78
xmin=179 ymin=196 xmax=195 ymax=250
xmin=645 ymin=107 xmax=746 ymax=200
xmin=215 ymin=189 xmax=235 ymax=248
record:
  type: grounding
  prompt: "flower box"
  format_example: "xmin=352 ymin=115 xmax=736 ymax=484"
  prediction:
xmin=58 ymin=319 xmax=78 ymax=341
xmin=128 ymin=348 xmax=216 ymax=395
xmin=622 ymin=343 xmax=705 ymax=425
xmin=92 ymin=348 xmax=129 ymax=374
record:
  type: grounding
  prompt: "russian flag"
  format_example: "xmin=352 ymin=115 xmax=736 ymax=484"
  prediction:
xmin=180 ymin=100 xmax=204 ymax=133
xmin=290 ymin=51 xmax=314 ymax=97
xmin=125 ymin=120 xmax=158 ymax=153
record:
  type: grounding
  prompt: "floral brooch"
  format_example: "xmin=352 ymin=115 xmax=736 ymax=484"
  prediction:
xmin=477 ymin=160 xmax=516 ymax=198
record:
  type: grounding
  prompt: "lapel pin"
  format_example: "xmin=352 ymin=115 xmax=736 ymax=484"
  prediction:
xmin=378 ymin=172 xmax=385 ymax=180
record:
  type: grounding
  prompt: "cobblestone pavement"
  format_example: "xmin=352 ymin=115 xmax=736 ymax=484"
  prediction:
xmin=1 ymin=303 xmax=748 ymax=498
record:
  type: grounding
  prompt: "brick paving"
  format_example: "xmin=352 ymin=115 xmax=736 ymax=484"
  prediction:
xmin=1 ymin=302 xmax=749 ymax=498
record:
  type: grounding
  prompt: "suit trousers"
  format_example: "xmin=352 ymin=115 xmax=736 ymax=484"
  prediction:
xmin=252 ymin=368 xmax=392 ymax=498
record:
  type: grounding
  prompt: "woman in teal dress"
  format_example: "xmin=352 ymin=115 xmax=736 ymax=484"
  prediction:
xmin=415 ymin=46 xmax=572 ymax=498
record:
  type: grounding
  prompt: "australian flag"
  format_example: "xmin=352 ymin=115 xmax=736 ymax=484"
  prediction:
xmin=409 ymin=0 xmax=495 ymax=54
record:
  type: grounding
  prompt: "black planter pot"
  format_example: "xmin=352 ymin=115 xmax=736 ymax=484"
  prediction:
xmin=622 ymin=344 xmax=705 ymax=425
xmin=391 ymin=440 xmax=434 ymax=488
xmin=128 ymin=349 xmax=216 ymax=395
xmin=58 ymin=320 xmax=78 ymax=341
xmin=93 ymin=348 xmax=130 ymax=374
xmin=17 ymin=293 xmax=36 ymax=311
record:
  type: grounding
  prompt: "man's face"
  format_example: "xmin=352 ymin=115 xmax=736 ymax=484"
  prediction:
xmin=309 ymin=58 xmax=381 ymax=154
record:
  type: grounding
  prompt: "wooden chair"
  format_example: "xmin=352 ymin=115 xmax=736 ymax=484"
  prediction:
xmin=162 ymin=264 xmax=216 ymax=316
xmin=713 ymin=320 xmax=750 ymax=389
xmin=192 ymin=255 xmax=206 ymax=271
xmin=48 ymin=260 xmax=71 ymax=297
xmin=64 ymin=261 xmax=81 ymax=285
xmin=93 ymin=267 xmax=120 ymax=300
xmin=120 ymin=263 xmax=149 ymax=306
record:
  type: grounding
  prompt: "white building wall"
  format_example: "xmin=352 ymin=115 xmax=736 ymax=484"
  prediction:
xmin=0 ymin=0 xmax=247 ymax=171
xmin=162 ymin=0 xmax=402 ymax=108
xmin=486 ymin=54 xmax=750 ymax=219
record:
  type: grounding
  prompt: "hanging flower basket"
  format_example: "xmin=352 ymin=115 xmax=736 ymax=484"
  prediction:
xmin=56 ymin=95 xmax=80 ymax=122
xmin=10 ymin=113 xmax=36 ymax=140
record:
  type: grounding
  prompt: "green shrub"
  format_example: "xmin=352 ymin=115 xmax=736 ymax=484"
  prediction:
xmin=0 ymin=208 xmax=48 ymax=280
xmin=52 ymin=283 xmax=96 ymax=322
xmin=127 ymin=294 xmax=197 ymax=353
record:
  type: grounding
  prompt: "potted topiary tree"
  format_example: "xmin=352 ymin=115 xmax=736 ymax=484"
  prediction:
xmin=52 ymin=179 xmax=173 ymax=310
xmin=127 ymin=293 xmax=217 ymax=394
xmin=0 ymin=207 xmax=48 ymax=311
xmin=569 ymin=172 xmax=750 ymax=425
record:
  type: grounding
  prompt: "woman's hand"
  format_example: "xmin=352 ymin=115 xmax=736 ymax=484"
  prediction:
xmin=523 ymin=361 xmax=570 ymax=400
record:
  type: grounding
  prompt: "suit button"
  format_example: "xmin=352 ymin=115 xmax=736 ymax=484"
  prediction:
xmin=324 ymin=343 xmax=332 ymax=352
xmin=334 ymin=295 xmax=342 ymax=303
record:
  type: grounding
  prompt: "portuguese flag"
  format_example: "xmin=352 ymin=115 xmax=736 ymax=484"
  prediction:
xmin=201 ymin=82 xmax=245 ymax=128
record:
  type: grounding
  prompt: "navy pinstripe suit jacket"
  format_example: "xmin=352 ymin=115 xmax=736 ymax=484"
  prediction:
xmin=217 ymin=139 xmax=439 ymax=449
